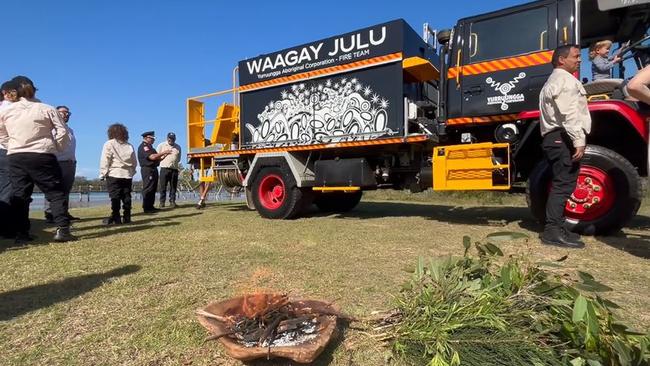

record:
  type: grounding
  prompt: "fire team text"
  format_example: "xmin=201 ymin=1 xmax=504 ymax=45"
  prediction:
xmin=246 ymin=26 xmax=386 ymax=78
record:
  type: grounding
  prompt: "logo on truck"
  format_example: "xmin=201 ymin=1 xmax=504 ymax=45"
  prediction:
xmin=245 ymin=77 xmax=395 ymax=147
xmin=485 ymin=72 xmax=526 ymax=111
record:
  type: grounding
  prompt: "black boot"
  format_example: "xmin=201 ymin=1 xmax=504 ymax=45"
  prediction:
xmin=123 ymin=210 xmax=131 ymax=224
xmin=541 ymin=227 xmax=584 ymax=248
xmin=102 ymin=215 xmax=122 ymax=225
xmin=54 ymin=227 xmax=76 ymax=242
xmin=15 ymin=232 xmax=35 ymax=245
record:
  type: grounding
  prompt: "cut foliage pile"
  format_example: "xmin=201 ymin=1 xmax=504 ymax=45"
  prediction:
xmin=379 ymin=234 xmax=650 ymax=366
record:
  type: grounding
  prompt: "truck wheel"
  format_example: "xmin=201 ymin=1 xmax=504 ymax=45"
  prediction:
xmin=251 ymin=166 xmax=304 ymax=219
xmin=314 ymin=191 xmax=363 ymax=213
xmin=527 ymin=145 xmax=642 ymax=235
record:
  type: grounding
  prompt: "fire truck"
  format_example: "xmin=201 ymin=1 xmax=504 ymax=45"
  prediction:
xmin=186 ymin=0 xmax=650 ymax=235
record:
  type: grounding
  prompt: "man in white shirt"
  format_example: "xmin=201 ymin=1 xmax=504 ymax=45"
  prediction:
xmin=44 ymin=105 xmax=78 ymax=223
xmin=157 ymin=132 xmax=181 ymax=208
xmin=0 ymin=80 xmax=18 ymax=238
xmin=538 ymin=44 xmax=592 ymax=249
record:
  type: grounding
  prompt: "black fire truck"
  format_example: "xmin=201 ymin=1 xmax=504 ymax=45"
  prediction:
xmin=187 ymin=0 xmax=650 ymax=234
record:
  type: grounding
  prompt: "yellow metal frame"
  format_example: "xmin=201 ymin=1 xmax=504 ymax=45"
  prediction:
xmin=186 ymin=66 xmax=241 ymax=183
xmin=312 ymin=187 xmax=361 ymax=192
xmin=433 ymin=142 xmax=511 ymax=191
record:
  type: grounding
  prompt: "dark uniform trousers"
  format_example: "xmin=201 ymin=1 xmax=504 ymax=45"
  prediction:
xmin=543 ymin=129 xmax=580 ymax=230
xmin=8 ymin=153 xmax=70 ymax=233
xmin=159 ymin=167 xmax=179 ymax=204
xmin=107 ymin=177 xmax=132 ymax=221
xmin=44 ymin=160 xmax=76 ymax=215
xmin=141 ymin=166 xmax=158 ymax=210
xmin=0 ymin=148 xmax=12 ymax=237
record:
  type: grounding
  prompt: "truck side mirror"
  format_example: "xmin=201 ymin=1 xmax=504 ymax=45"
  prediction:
xmin=437 ymin=29 xmax=452 ymax=45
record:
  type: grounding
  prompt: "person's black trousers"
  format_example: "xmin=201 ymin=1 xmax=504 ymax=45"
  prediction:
xmin=159 ymin=167 xmax=179 ymax=204
xmin=140 ymin=166 xmax=158 ymax=210
xmin=8 ymin=152 xmax=70 ymax=233
xmin=0 ymin=148 xmax=13 ymax=237
xmin=44 ymin=160 xmax=76 ymax=216
xmin=543 ymin=129 xmax=580 ymax=230
xmin=107 ymin=177 xmax=132 ymax=221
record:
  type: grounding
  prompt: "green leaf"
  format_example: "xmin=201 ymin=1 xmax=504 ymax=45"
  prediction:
xmin=573 ymin=295 xmax=588 ymax=323
xmin=486 ymin=231 xmax=530 ymax=242
xmin=577 ymin=271 xmax=595 ymax=282
xmin=570 ymin=357 xmax=586 ymax=366
xmin=451 ymin=351 xmax=461 ymax=366
xmin=463 ymin=236 xmax=471 ymax=255
xmin=474 ymin=243 xmax=486 ymax=256
xmin=596 ymin=295 xmax=620 ymax=309
xmin=501 ymin=265 xmax=512 ymax=290
xmin=611 ymin=338 xmax=633 ymax=365
xmin=585 ymin=302 xmax=600 ymax=338
xmin=551 ymin=299 xmax=574 ymax=306
xmin=484 ymin=243 xmax=504 ymax=257
xmin=611 ymin=322 xmax=647 ymax=336
xmin=586 ymin=360 xmax=602 ymax=366
xmin=575 ymin=280 xmax=612 ymax=292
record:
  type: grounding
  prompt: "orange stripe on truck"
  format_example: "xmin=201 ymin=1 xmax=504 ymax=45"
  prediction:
xmin=447 ymin=113 xmax=518 ymax=126
xmin=240 ymin=52 xmax=404 ymax=93
xmin=447 ymin=50 xmax=553 ymax=78
xmin=187 ymin=135 xmax=431 ymax=158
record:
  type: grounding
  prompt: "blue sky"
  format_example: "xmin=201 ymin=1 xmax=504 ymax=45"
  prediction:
xmin=0 ymin=0 xmax=541 ymax=178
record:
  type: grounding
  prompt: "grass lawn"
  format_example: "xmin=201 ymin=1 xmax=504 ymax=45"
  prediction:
xmin=1 ymin=193 xmax=649 ymax=365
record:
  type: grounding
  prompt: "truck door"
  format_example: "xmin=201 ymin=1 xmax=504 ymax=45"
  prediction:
xmin=446 ymin=24 xmax=465 ymax=119
xmin=452 ymin=1 xmax=558 ymax=120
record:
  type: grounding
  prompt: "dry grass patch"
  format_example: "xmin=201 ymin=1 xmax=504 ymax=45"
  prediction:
xmin=0 ymin=195 xmax=648 ymax=365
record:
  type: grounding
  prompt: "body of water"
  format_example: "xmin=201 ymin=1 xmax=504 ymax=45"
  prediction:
xmin=29 ymin=191 xmax=243 ymax=211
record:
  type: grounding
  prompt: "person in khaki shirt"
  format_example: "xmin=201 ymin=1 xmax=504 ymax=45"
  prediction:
xmin=157 ymin=132 xmax=181 ymax=208
xmin=538 ymin=45 xmax=592 ymax=249
xmin=100 ymin=123 xmax=137 ymax=225
xmin=0 ymin=80 xmax=18 ymax=239
xmin=0 ymin=76 xmax=74 ymax=243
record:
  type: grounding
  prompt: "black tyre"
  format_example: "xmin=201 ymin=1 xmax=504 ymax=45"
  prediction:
xmin=527 ymin=145 xmax=642 ymax=235
xmin=251 ymin=166 xmax=304 ymax=219
xmin=314 ymin=191 xmax=363 ymax=213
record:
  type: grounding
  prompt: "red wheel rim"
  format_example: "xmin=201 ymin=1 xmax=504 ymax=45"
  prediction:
xmin=563 ymin=166 xmax=616 ymax=221
xmin=258 ymin=174 xmax=285 ymax=210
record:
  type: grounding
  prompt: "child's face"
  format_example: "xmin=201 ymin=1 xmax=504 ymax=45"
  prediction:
xmin=597 ymin=45 xmax=611 ymax=57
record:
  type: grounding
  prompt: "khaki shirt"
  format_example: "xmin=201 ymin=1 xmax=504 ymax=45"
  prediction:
xmin=0 ymin=98 xmax=70 ymax=155
xmin=157 ymin=141 xmax=181 ymax=170
xmin=100 ymin=139 xmax=137 ymax=179
xmin=0 ymin=100 xmax=11 ymax=150
xmin=539 ymin=68 xmax=592 ymax=147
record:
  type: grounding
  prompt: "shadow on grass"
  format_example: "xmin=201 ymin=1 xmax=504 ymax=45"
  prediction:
xmin=333 ymin=201 xmax=538 ymax=228
xmin=76 ymin=212 xmax=201 ymax=232
xmin=77 ymin=222 xmax=182 ymax=240
xmin=243 ymin=320 xmax=349 ymax=366
xmin=596 ymin=233 xmax=650 ymax=259
xmin=0 ymin=264 xmax=141 ymax=321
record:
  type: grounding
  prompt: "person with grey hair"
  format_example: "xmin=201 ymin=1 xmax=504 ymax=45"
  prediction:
xmin=44 ymin=105 xmax=79 ymax=223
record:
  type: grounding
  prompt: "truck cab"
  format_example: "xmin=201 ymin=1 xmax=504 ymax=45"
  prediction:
xmin=439 ymin=0 xmax=650 ymax=234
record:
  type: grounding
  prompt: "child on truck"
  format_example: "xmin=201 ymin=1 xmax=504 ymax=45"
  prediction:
xmin=590 ymin=40 xmax=621 ymax=80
